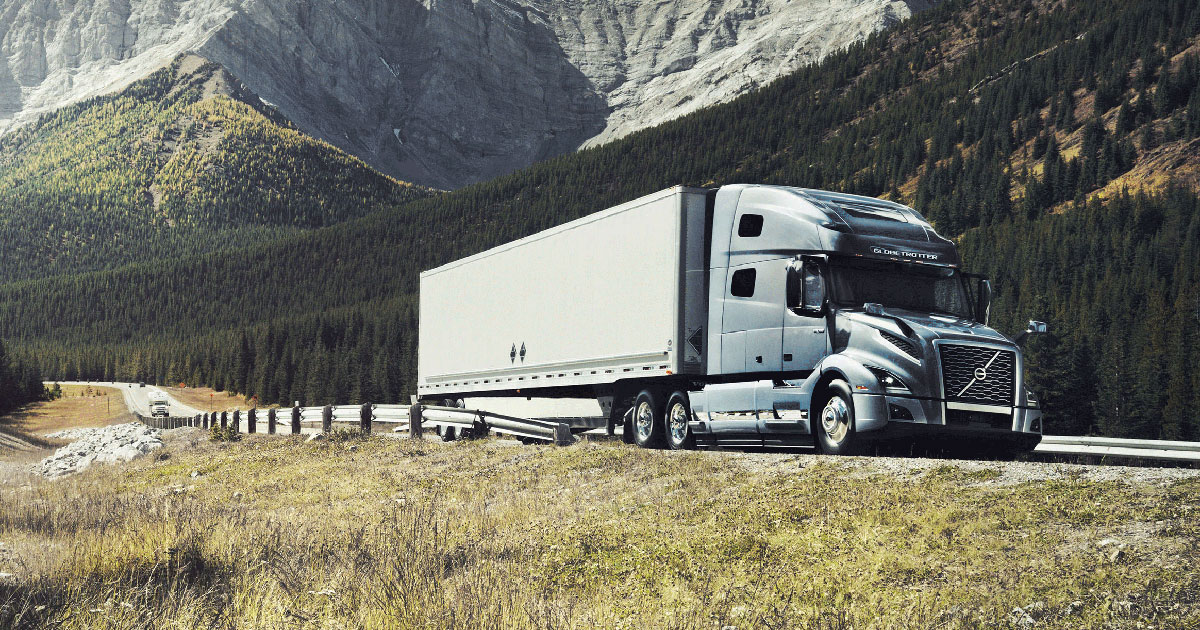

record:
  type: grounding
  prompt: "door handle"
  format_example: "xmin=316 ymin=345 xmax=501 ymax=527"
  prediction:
xmin=813 ymin=329 xmax=825 ymax=333
xmin=783 ymin=354 xmax=793 ymax=362
xmin=755 ymin=356 xmax=763 ymax=364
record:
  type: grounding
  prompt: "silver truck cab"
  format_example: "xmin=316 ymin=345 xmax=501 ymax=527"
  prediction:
xmin=685 ymin=185 xmax=1043 ymax=453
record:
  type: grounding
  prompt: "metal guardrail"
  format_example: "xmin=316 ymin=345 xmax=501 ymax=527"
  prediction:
xmin=139 ymin=403 xmax=573 ymax=446
xmin=137 ymin=408 xmax=1197 ymax=462
xmin=419 ymin=405 xmax=574 ymax=446
xmin=1035 ymin=435 xmax=1200 ymax=463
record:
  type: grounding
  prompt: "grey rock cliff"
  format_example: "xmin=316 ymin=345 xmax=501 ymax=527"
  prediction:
xmin=0 ymin=0 xmax=938 ymax=189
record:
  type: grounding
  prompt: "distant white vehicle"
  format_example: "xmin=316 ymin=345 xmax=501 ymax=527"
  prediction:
xmin=150 ymin=397 xmax=170 ymax=418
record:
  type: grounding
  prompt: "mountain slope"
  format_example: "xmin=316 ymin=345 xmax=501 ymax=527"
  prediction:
xmin=0 ymin=54 xmax=431 ymax=282
xmin=4 ymin=0 xmax=1200 ymax=438
xmin=0 ymin=0 xmax=941 ymax=189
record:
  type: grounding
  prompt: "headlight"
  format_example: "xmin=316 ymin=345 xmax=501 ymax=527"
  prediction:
xmin=866 ymin=366 xmax=910 ymax=392
xmin=1024 ymin=386 xmax=1039 ymax=408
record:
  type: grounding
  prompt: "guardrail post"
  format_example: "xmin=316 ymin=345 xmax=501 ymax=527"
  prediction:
xmin=322 ymin=405 xmax=332 ymax=434
xmin=291 ymin=405 xmax=300 ymax=435
xmin=554 ymin=420 xmax=573 ymax=444
xmin=233 ymin=410 xmax=241 ymax=434
xmin=360 ymin=403 xmax=372 ymax=435
xmin=221 ymin=411 xmax=228 ymax=429
xmin=268 ymin=408 xmax=277 ymax=434
xmin=409 ymin=403 xmax=423 ymax=440
xmin=205 ymin=413 xmax=210 ymax=429
xmin=248 ymin=409 xmax=257 ymax=434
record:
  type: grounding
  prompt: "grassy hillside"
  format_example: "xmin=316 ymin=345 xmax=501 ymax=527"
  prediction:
xmin=0 ymin=55 xmax=433 ymax=283
xmin=1 ymin=434 xmax=1198 ymax=628
xmin=2 ymin=0 xmax=1200 ymax=438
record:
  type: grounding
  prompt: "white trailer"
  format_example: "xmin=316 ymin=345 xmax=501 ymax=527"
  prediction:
xmin=419 ymin=186 xmax=710 ymax=398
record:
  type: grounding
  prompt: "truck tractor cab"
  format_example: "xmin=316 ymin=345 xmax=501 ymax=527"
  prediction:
xmin=686 ymin=185 xmax=1045 ymax=454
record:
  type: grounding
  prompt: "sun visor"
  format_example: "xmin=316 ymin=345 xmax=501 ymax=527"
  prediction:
xmin=820 ymin=230 xmax=961 ymax=267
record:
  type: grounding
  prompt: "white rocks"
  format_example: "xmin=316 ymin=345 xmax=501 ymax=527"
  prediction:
xmin=306 ymin=433 xmax=326 ymax=443
xmin=31 ymin=423 xmax=164 ymax=478
xmin=0 ymin=0 xmax=941 ymax=189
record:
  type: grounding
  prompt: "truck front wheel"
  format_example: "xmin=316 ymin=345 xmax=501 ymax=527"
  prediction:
xmin=632 ymin=389 xmax=666 ymax=449
xmin=816 ymin=380 xmax=859 ymax=455
xmin=665 ymin=391 xmax=696 ymax=450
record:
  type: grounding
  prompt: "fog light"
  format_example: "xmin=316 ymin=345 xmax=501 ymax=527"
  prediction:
xmin=888 ymin=404 xmax=914 ymax=421
xmin=1030 ymin=416 xmax=1041 ymax=433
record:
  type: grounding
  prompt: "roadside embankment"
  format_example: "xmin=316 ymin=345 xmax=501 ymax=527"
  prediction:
xmin=0 ymin=435 xmax=1197 ymax=628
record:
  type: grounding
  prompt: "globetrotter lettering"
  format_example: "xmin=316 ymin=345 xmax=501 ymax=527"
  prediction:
xmin=871 ymin=246 xmax=939 ymax=261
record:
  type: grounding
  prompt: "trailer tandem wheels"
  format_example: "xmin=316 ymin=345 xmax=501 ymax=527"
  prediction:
xmin=418 ymin=185 xmax=1046 ymax=454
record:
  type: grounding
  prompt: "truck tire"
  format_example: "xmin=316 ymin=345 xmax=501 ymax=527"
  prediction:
xmin=632 ymin=389 xmax=667 ymax=449
xmin=815 ymin=380 xmax=859 ymax=455
xmin=665 ymin=391 xmax=696 ymax=450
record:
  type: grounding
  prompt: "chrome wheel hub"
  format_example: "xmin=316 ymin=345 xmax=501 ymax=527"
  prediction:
xmin=635 ymin=401 xmax=654 ymax=439
xmin=668 ymin=402 xmax=688 ymax=443
xmin=821 ymin=396 xmax=851 ymax=444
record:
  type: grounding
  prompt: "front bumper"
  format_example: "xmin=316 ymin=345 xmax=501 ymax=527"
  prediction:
xmin=853 ymin=392 xmax=1042 ymax=440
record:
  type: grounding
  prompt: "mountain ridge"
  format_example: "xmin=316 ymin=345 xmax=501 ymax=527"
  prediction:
xmin=3 ymin=0 xmax=1200 ymax=439
xmin=0 ymin=52 xmax=433 ymax=282
xmin=1 ymin=0 xmax=941 ymax=189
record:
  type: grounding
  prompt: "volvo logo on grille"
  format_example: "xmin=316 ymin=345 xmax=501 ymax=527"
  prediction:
xmin=957 ymin=350 xmax=1003 ymax=398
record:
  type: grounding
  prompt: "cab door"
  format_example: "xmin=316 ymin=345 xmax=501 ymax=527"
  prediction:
xmin=720 ymin=259 xmax=785 ymax=374
xmin=781 ymin=256 xmax=830 ymax=372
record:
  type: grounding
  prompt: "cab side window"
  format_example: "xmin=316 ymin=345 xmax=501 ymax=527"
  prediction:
xmin=731 ymin=268 xmax=756 ymax=297
xmin=737 ymin=214 xmax=763 ymax=237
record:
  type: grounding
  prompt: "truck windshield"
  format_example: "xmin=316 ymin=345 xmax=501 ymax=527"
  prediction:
xmin=828 ymin=257 xmax=972 ymax=319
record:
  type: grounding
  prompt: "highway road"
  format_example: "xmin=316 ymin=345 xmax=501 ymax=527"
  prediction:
xmin=55 ymin=382 xmax=205 ymax=418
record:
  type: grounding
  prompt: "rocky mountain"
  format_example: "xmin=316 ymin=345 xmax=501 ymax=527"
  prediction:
xmin=0 ymin=0 xmax=938 ymax=189
xmin=0 ymin=54 xmax=431 ymax=282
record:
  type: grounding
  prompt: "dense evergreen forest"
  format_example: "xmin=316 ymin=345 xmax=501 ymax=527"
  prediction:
xmin=3 ymin=0 xmax=1200 ymax=438
xmin=0 ymin=55 xmax=432 ymax=283
xmin=0 ymin=339 xmax=49 ymax=417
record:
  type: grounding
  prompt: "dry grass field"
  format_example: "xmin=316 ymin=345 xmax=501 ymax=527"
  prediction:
xmin=0 ymin=431 xmax=1197 ymax=629
xmin=160 ymin=386 xmax=257 ymax=414
xmin=0 ymin=385 xmax=132 ymax=461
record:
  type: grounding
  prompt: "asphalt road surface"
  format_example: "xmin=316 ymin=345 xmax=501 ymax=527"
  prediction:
xmin=54 ymin=382 xmax=205 ymax=418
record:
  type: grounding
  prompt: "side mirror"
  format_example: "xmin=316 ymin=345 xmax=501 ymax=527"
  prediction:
xmin=1014 ymin=320 xmax=1048 ymax=346
xmin=787 ymin=257 xmax=827 ymax=317
xmin=976 ymin=278 xmax=992 ymax=326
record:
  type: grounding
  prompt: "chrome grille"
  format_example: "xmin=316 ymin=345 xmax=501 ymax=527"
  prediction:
xmin=939 ymin=344 xmax=1016 ymax=406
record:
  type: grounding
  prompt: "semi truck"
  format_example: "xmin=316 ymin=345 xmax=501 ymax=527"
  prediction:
xmin=417 ymin=185 xmax=1046 ymax=453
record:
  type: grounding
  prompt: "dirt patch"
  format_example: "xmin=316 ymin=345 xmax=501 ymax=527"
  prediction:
xmin=725 ymin=450 xmax=1200 ymax=486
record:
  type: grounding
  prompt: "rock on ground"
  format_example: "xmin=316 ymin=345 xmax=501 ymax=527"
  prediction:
xmin=32 ymin=423 xmax=165 ymax=478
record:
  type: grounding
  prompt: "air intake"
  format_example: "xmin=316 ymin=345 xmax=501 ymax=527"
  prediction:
xmin=880 ymin=331 xmax=920 ymax=360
